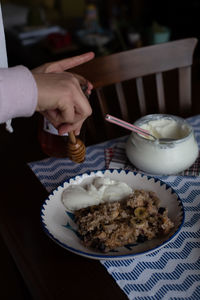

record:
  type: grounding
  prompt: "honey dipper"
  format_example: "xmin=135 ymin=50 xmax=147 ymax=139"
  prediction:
xmin=67 ymin=131 xmax=86 ymax=163
xmin=67 ymin=84 xmax=89 ymax=163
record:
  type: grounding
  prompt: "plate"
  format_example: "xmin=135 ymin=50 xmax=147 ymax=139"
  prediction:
xmin=41 ymin=169 xmax=184 ymax=260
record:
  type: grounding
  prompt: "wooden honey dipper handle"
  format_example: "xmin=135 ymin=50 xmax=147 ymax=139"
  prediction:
xmin=67 ymin=85 xmax=88 ymax=163
xmin=68 ymin=131 xmax=77 ymax=144
xmin=67 ymin=131 xmax=86 ymax=163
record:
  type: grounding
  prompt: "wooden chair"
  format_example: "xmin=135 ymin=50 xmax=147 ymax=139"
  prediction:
xmin=71 ymin=38 xmax=198 ymax=145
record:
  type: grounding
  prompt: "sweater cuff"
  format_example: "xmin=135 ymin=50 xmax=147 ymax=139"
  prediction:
xmin=0 ymin=65 xmax=37 ymax=123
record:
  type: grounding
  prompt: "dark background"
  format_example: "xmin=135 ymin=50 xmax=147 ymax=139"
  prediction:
xmin=3 ymin=0 xmax=200 ymax=68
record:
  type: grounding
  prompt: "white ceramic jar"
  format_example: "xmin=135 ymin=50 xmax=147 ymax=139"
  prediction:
xmin=125 ymin=114 xmax=199 ymax=175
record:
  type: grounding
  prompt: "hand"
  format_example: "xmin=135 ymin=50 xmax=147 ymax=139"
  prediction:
xmin=32 ymin=52 xmax=95 ymax=135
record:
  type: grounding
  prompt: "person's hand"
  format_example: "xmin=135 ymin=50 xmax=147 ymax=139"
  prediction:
xmin=32 ymin=52 xmax=95 ymax=135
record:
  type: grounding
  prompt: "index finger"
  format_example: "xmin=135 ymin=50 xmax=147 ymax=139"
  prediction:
xmin=56 ymin=52 xmax=95 ymax=71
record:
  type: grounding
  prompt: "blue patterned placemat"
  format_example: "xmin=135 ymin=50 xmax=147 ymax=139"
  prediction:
xmin=28 ymin=115 xmax=200 ymax=300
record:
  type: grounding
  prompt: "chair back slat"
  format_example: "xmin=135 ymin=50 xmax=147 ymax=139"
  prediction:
xmin=115 ymin=82 xmax=130 ymax=121
xmin=96 ymin=88 xmax=107 ymax=115
xmin=136 ymin=77 xmax=147 ymax=115
xmin=96 ymin=88 xmax=112 ymax=137
xmin=156 ymin=72 xmax=166 ymax=113
xmin=179 ymin=66 xmax=192 ymax=114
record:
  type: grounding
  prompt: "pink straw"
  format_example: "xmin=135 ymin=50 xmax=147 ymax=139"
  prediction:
xmin=105 ymin=114 xmax=156 ymax=140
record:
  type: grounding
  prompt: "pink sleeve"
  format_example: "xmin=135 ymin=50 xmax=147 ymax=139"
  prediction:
xmin=0 ymin=65 xmax=37 ymax=123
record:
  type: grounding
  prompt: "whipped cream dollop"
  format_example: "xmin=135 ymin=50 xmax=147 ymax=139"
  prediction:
xmin=140 ymin=118 xmax=189 ymax=140
xmin=62 ymin=176 xmax=132 ymax=211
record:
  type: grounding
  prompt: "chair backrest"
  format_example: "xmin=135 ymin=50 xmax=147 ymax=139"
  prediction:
xmin=71 ymin=38 xmax=198 ymax=144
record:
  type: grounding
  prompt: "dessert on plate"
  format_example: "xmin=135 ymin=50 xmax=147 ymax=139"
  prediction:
xmin=74 ymin=189 xmax=174 ymax=252
xmin=62 ymin=177 xmax=174 ymax=253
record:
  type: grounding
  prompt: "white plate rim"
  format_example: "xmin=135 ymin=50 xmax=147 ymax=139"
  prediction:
xmin=40 ymin=169 xmax=185 ymax=260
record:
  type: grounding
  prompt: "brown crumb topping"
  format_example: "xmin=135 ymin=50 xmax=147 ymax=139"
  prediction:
xmin=75 ymin=190 xmax=174 ymax=252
